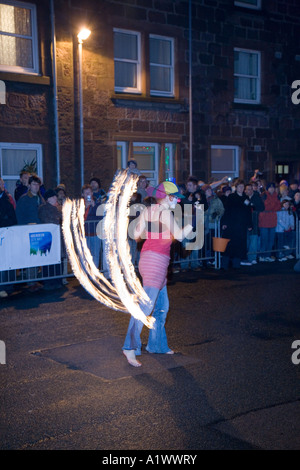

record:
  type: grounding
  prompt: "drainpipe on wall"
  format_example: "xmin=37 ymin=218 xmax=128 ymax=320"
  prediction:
xmin=189 ymin=0 xmax=193 ymax=177
xmin=50 ymin=0 xmax=60 ymax=185
xmin=78 ymin=39 xmax=84 ymax=188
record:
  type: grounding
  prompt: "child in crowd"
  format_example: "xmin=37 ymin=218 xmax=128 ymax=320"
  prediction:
xmin=276 ymin=199 xmax=295 ymax=261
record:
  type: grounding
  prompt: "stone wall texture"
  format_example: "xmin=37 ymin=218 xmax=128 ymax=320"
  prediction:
xmin=0 ymin=0 xmax=299 ymax=196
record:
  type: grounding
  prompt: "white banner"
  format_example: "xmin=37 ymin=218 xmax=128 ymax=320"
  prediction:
xmin=0 ymin=224 xmax=61 ymax=270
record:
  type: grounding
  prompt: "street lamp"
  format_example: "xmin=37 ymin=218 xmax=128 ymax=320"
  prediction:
xmin=77 ymin=28 xmax=91 ymax=188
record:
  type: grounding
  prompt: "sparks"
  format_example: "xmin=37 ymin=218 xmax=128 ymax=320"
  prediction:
xmin=62 ymin=171 xmax=154 ymax=328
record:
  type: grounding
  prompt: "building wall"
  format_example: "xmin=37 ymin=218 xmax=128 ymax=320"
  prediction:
xmin=0 ymin=0 xmax=55 ymax=187
xmin=191 ymin=0 xmax=300 ymax=182
xmin=0 ymin=0 xmax=299 ymax=197
xmin=54 ymin=0 xmax=191 ymax=195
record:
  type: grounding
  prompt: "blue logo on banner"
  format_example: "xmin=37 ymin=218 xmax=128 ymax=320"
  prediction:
xmin=29 ymin=232 xmax=52 ymax=256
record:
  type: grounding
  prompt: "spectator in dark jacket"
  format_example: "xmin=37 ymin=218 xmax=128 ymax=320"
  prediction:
xmin=180 ymin=177 xmax=207 ymax=271
xmin=38 ymin=189 xmax=64 ymax=289
xmin=292 ymin=191 xmax=300 ymax=220
xmin=16 ymin=175 xmax=44 ymax=225
xmin=15 ymin=175 xmax=44 ymax=292
xmin=245 ymin=183 xmax=265 ymax=264
xmin=14 ymin=170 xmax=30 ymax=202
xmin=0 ymin=187 xmax=17 ymax=228
xmin=221 ymin=180 xmax=253 ymax=269
xmin=0 ymin=184 xmax=17 ymax=298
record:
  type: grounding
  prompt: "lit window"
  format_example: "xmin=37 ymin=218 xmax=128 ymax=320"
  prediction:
xmin=150 ymin=35 xmax=174 ymax=97
xmin=234 ymin=48 xmax=261 ymax=104
xmin=117 ymin=142 xmax=175 ymax=186
xmin=211 ymin=145 xmax=240 ymax=180
xmin=114 ymin=28 xmax=141 ymax=94
xmin=0 ymin=143 xmax=43 ymax=197
xmin=0 ymin=1 xmax=39 ymax=74
xmin=234 ymin=0 xmax=261 ymax=10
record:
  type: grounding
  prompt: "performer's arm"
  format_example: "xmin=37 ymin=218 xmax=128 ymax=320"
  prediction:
xmin=161 ymin=210 xmax=193 ymax=241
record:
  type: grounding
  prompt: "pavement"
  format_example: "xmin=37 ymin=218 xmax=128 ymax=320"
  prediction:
xmin=1 ymin=259 xmax=300 ymax=451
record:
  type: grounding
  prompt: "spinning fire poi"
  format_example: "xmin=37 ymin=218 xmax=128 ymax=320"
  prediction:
xmin=62 ymin=171 xmax=203 ymax=367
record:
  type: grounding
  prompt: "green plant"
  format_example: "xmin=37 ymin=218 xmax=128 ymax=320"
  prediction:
xmin=21 ymin=158 xmax=37 ymax=174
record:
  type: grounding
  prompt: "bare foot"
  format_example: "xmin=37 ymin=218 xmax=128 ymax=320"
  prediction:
xmin=123 ymin=350 xmax=142 ymax=367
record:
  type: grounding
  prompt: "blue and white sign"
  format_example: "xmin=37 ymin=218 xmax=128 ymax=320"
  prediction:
xmin=0 ymin=224 xmax=61 ymax=270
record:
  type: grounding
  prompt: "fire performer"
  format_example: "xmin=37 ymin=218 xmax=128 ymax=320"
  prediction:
xmin=122 ymin=181 xmax=200 ymax=367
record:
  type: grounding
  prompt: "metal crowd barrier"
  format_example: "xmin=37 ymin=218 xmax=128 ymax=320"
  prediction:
xmin=1 ymin=219 xmax=299 ymax=288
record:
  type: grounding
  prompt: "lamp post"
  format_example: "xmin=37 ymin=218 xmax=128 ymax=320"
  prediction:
xmin=77 ymin=28 xmax=91 ymax=188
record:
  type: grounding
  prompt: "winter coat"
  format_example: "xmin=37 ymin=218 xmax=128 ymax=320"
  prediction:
xmin=221 ymin=192 xmax=253 ymax=260
xmin=258 ymin=192 xmax=281 ymax=228
xmin=16 ymin=190 xmax=43 ymax=225
xmin=246 ymin=191 xmax=265 ymax=235
xmin=204 ymin=195 xmax=224 ymax=233
xmin=276 ymin=209 xmax=295 ymax=233
xmin=0 ymin=192 xmax=17 ymax=227
xmin=84 ymin=201 xmax=103 ymax=236
xmin=38 ymin=202 xmax=62 ymax=225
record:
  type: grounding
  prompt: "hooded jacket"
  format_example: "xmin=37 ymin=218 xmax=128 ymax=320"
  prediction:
xmin=258 ymin=191 xmax=281 ymax=228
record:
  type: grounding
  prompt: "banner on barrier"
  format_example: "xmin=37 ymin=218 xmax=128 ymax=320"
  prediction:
xmin=0 ymin=224 xmax=61 ymax=270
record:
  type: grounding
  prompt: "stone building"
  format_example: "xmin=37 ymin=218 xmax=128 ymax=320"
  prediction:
xmin=0 ymin=0 xmax=299 ymax=198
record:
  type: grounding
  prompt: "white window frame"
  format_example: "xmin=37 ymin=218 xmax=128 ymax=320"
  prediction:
xmin=113 ymin=28 xmax=141 ymax=94
xmin=234 ymin=0 xmax=261 ymax=10
xmin=211 ymin=145 xmax=240 ymax=180
xmin=117 ymin=141 xmax=175 ymax=186
xmin=234 ymin=48 xmax=261 ymax=104
xmin=0 ymin=142 xmax=43 ymax=194
xmin=0 ymin=0 xmax=39 ymax=75
xmin=149 ymin=34 xmax=175 ymax=97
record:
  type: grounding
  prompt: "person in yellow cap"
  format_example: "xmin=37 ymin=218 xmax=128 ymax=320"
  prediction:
xmin=122 ymin=181 xmax=200 ymax=367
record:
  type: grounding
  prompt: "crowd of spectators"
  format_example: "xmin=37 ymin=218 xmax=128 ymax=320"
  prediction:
xmin=0 ymin=162 xmax=299 ymax=297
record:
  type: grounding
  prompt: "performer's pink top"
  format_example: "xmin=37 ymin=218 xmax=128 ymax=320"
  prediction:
xmin=139 ymin=206 xmax=173 ymax=289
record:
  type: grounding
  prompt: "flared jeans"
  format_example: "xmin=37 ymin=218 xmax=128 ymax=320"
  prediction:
xmin=123 ymin=285 xmax=172 ymax=355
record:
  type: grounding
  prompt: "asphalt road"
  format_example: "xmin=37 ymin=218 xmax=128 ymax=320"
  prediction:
xmin=1 ymin=260 xmax=300 ymax=452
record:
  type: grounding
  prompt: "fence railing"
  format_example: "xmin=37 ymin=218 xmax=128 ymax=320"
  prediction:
xmin=0 ymin=219 xmax=299 ymax=288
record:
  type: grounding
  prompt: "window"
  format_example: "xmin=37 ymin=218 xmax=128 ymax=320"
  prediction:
xmin=114 ymin=28 xmax=141 ymax=94
xmin=211 ymin=145 xmax=240 ymax=180
xmin=0 ymin=0 xmax=39 ymax=74
xmin=117 ymin=142 xmax=175 ymax=186
xmin=150 ymin=35 xmax=174 ymax=97
xmin=234 ymin=0 xmax=261 ymax=9
xmin=234 ymin=48 xmax=261 ymax=104
xmin=0 ymin=143 xmax=43 ymax=197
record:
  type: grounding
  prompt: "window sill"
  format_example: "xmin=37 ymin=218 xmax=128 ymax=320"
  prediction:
xmin=0 ymin=71 xmax=50 ymax=86
xmin=232 ymin=102 xmax=268 ymax=111
xmin=111 ymin=93 xmax=186 ymax=111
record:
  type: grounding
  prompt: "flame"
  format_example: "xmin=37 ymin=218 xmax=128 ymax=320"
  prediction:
xmin=62 ymin=171 xmax=154 ymax=328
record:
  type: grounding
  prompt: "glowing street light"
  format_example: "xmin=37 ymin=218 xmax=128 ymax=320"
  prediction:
xmin=78 ymin=28 xmax=91 ymax=187
xmin=78 ymin=28 xmax=91 ymax=44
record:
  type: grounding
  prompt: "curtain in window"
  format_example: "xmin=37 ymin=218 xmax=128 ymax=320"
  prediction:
xmin=150 ymin=37 xmax=172 ymax=93
xmin=234 ymin=51 xmax=258 ymax=101
xmin=2 ymin=149 xmax=37 ymax=175
xmin=115 ymin=61 xmax=137 ymax=88
xmin=0 ymin=4 xmax=32 ymax=68
xmin=114 ymin=31 xmax=138 ymax=89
